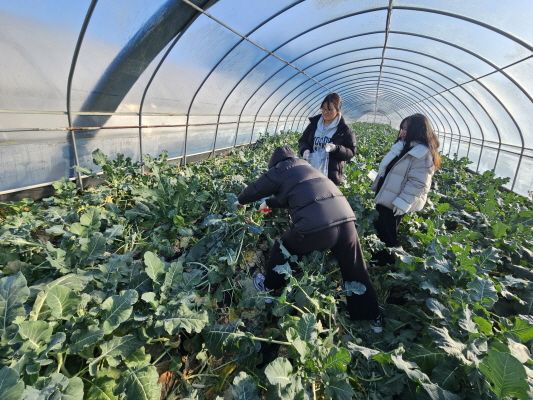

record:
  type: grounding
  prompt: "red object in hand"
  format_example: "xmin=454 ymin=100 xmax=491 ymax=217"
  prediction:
xmin=258 ymin=208 xmax=272 ymax=213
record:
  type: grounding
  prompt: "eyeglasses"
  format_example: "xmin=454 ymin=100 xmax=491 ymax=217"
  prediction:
xmin=321 ymin=107 xmax=335 ymax=113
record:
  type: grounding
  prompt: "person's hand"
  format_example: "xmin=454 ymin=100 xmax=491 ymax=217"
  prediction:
xmin=234 ymin=200 xmax=244 ymax=207
xmin=258 ymin=201 xmax=271 ymax=213
xmin=393 ymin=206 xmax=404 ymax=216
xmin=325 ymin=143 xmax=336 ymax=153
xmin=302 ymin=150 xmax=310 ymax=160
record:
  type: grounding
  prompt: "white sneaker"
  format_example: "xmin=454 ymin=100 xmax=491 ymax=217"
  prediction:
xmin=253 ymin=273 xmax=273 ymax=304
xmin=369 ymin=315 xmax=383 ymax=333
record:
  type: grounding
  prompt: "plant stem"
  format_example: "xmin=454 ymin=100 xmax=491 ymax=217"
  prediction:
xmin=248 ymin=334 xmax=291 ymax=346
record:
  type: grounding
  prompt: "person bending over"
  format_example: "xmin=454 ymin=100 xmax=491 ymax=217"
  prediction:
xmin=236 ymin=145 xmax=382 ymax=332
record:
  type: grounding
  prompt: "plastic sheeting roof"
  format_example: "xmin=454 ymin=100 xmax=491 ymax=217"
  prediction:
xmin=1 ymin=0 xmax=532 ymax=197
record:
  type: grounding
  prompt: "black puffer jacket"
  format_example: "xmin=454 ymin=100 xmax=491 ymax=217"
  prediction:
xmin=238 ymin=146 xmax=355 ymax=234
xmin=298 ymin=114 xmax=356 ymax=185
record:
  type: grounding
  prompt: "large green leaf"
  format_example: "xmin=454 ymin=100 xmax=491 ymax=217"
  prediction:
xmin=0 ymin=366 xmax=24 ymax=400
xmin=46 ymin=285 xmax=81 ymax=320
xmin=479 ymin=350 xmax=528 ymax=400
xmin=473 ymin=247 xmax=500 ymax=270
xmin=17 ymin=320 xmax=53 ymax=351
xmin=88 ymin=334 xmax=145 ymax=376
xmin=114 ymin=366 xmax=161 ymax=400
xmin=264 ymin=358 xmax=292 ymax=388
xmin=79 ymin=235 xmax=107 ymax=261
xmin=144 ymin=251 xmax=165 ymax=283
xmin=30 ymin=274 xmax=92 ymax=321
xmin=100 ymin=290 xmax=138 ymax=335
xmin=203 ymin=320 xmax=244 ymax=358
xmin=162 ymin=257 xmax=184 ymax=293
xmin=231 ymin=372 xmax=259 ymax=400
xmin=323 ymin=347 xmax=350 ymax=375
xmin=296 ymin=313 xmax=317 ymax=342
xmin=468 ymin=276 xmax=498 ymax=308
xmin=0 ymin=272 xmax=30 ymax=342
xmin=404 ymin=344 xmax=445 ymax=373
xmin=84 ymin=367 xmax=120 ymax=400
xmin=68 ymin=326 xmax=105 ymax=354
xmin=80 ymin=208 xmax=102 ymax=230
xmin=323 ymin=376 xmax=354 ymax=400
xmin=499 ymin=317 xmax=533 ymax=343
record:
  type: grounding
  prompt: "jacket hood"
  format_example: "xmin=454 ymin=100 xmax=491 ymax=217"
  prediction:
xmin=268 ymin=146 xmax=296 ymax=169
xmin=407 ymin=143 xmax=429 ymax=158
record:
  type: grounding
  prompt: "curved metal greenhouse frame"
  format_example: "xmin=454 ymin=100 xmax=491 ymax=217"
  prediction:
xmin=1 ymin=0 xmax=532 ymax=197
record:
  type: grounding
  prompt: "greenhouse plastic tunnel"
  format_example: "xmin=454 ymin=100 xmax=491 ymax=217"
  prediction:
xmin=1 ymin=0 xmax=533 ymax=200
xmin=2 ymin=2 xmax=533 ymax=400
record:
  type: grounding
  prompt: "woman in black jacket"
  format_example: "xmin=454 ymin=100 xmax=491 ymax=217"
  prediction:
xmin=298 ymin=93 xmax=356 ymax=185
xmin=237 ymin=146 xmax=382 ymax=332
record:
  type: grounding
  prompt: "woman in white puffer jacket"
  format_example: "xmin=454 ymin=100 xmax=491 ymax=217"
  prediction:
xmin=370 ymin=114 xmax=441 ymax=265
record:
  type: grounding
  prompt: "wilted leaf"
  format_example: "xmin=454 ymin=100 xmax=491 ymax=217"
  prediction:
xmin=159 ymin=303 xmax=209 ymax=335
xmin=427 ymin=326 xmax=470 ymax=365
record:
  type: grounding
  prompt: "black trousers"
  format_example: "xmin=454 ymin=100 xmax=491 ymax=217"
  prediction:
xmin=372 ymin=204 xmax=404 ymax=265
xmin=263 ymin=221 xmax=380 ymax=321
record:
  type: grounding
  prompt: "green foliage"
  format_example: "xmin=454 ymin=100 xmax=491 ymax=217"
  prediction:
xmin=0 ymin=126 xmax=532 ymax=399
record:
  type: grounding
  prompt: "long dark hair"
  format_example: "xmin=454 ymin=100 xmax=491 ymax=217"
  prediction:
xmin=396 ymin=114 xmax=441 ymax=170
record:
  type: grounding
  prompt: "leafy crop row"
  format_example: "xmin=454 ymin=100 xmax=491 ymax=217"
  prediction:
xmin=0 ymin=123 xmax=532 ymax=399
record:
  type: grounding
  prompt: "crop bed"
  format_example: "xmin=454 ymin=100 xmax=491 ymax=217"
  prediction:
xmin=0 ymin=123 xmax=532 ymax=399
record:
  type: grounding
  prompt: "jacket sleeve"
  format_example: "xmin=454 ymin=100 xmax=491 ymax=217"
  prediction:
xmin=298 ymin=123 xmax=313 ymax=156
xmin=238 ymin=169 xmax=280 ymax=205
xmin=265 ymin=197 xmax=282 ymax=209
xmin=392 ymin=155 xmax=434 ymax=213
xmin=330 ymin=126 xmax=356 ymax=161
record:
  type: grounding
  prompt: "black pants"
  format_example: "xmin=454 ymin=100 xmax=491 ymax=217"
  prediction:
xmin=263 ymin=221 xmax=380 ymax=321
xmin=372 ymin=204 xmax=404 ymax=265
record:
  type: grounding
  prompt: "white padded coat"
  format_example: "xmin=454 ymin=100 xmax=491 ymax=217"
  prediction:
xmin=371 ymin=143 xmax=435 ymax=213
